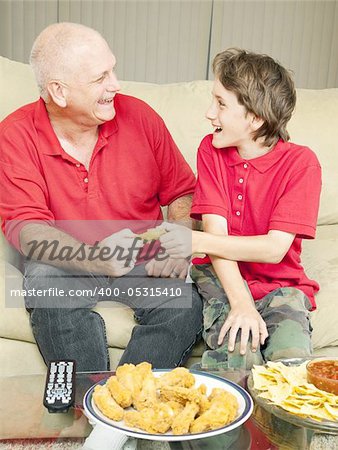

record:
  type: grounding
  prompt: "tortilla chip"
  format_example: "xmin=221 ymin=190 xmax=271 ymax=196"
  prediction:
xmin=252 ymin=361 xmax=338 ymax=423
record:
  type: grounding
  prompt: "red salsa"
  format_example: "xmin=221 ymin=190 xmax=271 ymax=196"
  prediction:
xmin=307 ymin=360 xmax=338 ymax=394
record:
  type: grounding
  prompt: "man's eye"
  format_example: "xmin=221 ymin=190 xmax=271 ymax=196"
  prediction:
xmin=96 ymin=75 xmax=105 ymax=83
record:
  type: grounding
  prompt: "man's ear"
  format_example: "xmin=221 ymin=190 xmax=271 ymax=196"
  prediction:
xmin=46 ymin=81 xmax=68 ymax=108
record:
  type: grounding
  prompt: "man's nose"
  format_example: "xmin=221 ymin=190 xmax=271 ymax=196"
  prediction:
xmin=107 ymin=71 xmax=121 ymax=91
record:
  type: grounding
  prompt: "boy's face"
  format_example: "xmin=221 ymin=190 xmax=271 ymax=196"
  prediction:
xmin=206 ymin=78 xmax=256 ymax=150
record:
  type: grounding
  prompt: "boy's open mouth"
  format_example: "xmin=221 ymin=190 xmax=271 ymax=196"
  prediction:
xmin=215 ymin=127 xmax=222 ymax=133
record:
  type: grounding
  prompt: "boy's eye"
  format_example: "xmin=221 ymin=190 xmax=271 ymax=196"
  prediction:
xmin=218 ymin=100 xmax=226 ymax=107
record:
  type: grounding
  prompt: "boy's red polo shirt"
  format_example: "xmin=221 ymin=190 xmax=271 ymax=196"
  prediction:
xmin=191 ymin=135 xmax=322 ymax=309
xmin=0 ymin=95 xmax=195 ymax=248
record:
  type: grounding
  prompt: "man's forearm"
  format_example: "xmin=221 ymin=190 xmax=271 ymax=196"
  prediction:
xmin=167 ymin=195 xmax=193 ymax=225
xmin=20 ymin=223 xmax=105 ymax=274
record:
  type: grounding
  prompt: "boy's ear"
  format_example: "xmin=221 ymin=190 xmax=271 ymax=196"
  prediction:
xmin=46 ymin=81 xmax=68 ymax=108
xmin=250 ymin=114 xmax=264 ymax=131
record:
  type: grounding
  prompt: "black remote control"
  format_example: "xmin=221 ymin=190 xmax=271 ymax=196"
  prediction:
xmin=43 ymin=360 xmax=76 ymax=413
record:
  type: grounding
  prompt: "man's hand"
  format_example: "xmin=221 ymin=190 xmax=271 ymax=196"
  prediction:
xmin=99 ymin=229 xmax=142 ymax=277
xmin=218 ymin=305 xmax=268 ymax=355
xmin=159 ymin=222 xmax=194 ymax=259
xmin=145 ymin=256 xmax=189 ymax=279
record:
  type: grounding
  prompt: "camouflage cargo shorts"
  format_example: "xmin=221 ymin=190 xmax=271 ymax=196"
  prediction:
xmin=190 ymin=264 xmax=313 ymax=370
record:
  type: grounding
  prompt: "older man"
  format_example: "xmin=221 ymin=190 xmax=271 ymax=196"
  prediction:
xmin=0 ymin=23 xmax=202 ymax=371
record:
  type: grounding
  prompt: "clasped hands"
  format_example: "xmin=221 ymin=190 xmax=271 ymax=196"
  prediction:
xmin=98 ymin=225 xmax=190 ymax=278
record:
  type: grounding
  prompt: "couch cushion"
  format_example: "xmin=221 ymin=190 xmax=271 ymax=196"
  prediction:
xmin=288 ymin=89 xmax=338 ymax=225
xmin=0 ymin=262 xmax=35 ymax=343
xmin=0 ymin=56 xmax=39 ymax=120
xmin=302 ymin=224 xmax=338 ymax=349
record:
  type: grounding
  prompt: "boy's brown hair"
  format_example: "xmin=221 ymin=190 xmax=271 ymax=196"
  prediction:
xmin=213 ymin=48 xmax=296 ymax=147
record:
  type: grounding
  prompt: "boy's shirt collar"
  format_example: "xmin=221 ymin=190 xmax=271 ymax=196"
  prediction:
xmin=225 ymin=139 xmax=288 ymax=173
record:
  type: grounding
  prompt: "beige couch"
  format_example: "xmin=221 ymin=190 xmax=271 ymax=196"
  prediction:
xmin=1 ymin=55 xmax=338 ymax=377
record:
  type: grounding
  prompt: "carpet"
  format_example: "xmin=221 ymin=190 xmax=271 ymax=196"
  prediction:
xmin=0 ymin=439 xmax=84 ymax=449
xmin=0 ymin=439 xmax=170 ymax=450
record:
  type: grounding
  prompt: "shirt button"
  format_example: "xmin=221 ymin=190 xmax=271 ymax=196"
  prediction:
xmin=239 ymin=178 xmax=244 ymax=184
xmin=236 ymin=211 xmax=241 ymax=216
xmin=76 ymin=163 xmax=81 ymax=168
xmin=243 ymin=163 xmax=248 ymax=169
xmin=238 ymin=194 xmax=243 ymax=200
xmin=84 ymin=177 xmax=89 ymax=183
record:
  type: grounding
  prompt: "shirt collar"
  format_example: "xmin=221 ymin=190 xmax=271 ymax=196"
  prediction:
xmin=34 ymin=97 xmax=118 ymax=156
xmin=225 ymin=139 xmax=288 ymax=173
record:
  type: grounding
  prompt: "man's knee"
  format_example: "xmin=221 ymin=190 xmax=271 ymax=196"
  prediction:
xmin=24 ymin=261 xmax=68 ymax=289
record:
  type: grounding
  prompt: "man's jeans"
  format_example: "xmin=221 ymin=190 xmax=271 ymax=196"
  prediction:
xmin=23 ymin=261 xmax=203 ymax=371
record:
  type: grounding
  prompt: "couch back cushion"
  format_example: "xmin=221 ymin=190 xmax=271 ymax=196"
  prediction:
xmin=1 ymin=55 xmax=337 ymax=225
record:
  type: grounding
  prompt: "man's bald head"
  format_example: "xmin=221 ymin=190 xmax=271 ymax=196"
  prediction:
xmin=30 ymin=22 xmax=109 ymax=100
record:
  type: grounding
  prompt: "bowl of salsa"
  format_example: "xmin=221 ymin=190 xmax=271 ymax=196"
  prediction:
xmin=307 ymin=358 xmax=338 ymax=395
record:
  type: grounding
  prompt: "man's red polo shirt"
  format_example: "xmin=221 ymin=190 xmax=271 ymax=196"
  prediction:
xmin=191 ymin=135 xmax=322 ymax=309
xmin=0 ymin=95 xmax=195 ymax=248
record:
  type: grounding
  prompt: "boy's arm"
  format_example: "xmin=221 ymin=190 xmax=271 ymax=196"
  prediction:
xmin=160 ymin=220 xmax=295 ymax=263
xmin=194 ymin=227 xmax=295 ymax=263
xmin=202 ymin=214 xmax=268 ymax=355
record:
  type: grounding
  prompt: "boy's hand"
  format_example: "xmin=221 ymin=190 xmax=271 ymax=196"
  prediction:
xmin=218 ymin=305 xmax=268 ymax=355
xmin=159 ymin=222 xmax=193 ymax=258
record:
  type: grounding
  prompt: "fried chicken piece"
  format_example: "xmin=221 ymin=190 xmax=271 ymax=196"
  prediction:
xmin=116 ymin=363 xmax=144 ymax=400
xmin=116 ymin=364 xmax=138 ymax=394
xmin=135 ymin=361 xmax=153 ymax=378
xmin=124 ymin=402 xmax=175 ymax=434
xmin=165 ymin=400 xmax=185 ymax=417
xmin=197 ymin=384 xmax=207 ymax=395
xmin=159 ymin=385 xmax=205 ymax=406
xmin=133 ymin=371 xmax=158 ymax=411
xmin=106 ymin=375 xmax=133 ymax=408
xmin=190 ymin=389 xmax=238 ymax=433
xmin=92 ymin=384 xmax=124 ymax=421
xmin=156 ymin=368 xmax=195 ymax=389
xmin=171 ymin=402 xmax=200 ymax=435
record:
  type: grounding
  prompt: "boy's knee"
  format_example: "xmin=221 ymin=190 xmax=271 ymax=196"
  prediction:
xmin=268 ymin=347 xmax=312 ymax=361
xmin=201 ymin=343 xmax=263 ymax=370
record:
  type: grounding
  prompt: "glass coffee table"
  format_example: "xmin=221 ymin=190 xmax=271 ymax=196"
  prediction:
xmin=0 ymin=368 xmax=336 ymax=449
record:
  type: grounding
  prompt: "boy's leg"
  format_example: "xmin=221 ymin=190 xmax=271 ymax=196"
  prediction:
xmin=191 ymin=264 xmax=263 ymax=370
xmin=257 ymin=287 xmax=313 ymax=361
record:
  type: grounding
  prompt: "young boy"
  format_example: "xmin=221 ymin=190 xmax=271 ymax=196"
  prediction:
xmin=160 ymin=48 xmax=322 ymax=369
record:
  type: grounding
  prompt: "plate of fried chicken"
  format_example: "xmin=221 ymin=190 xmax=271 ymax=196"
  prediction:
xmin=83 ymin=362 xmax=253 ymax=441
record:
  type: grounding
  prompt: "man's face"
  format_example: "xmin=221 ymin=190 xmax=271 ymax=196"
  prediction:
xmin=206 ymin=78 xmax=255 ymax=150
xmin=63 ymin=38 xmax=120 ymax=126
